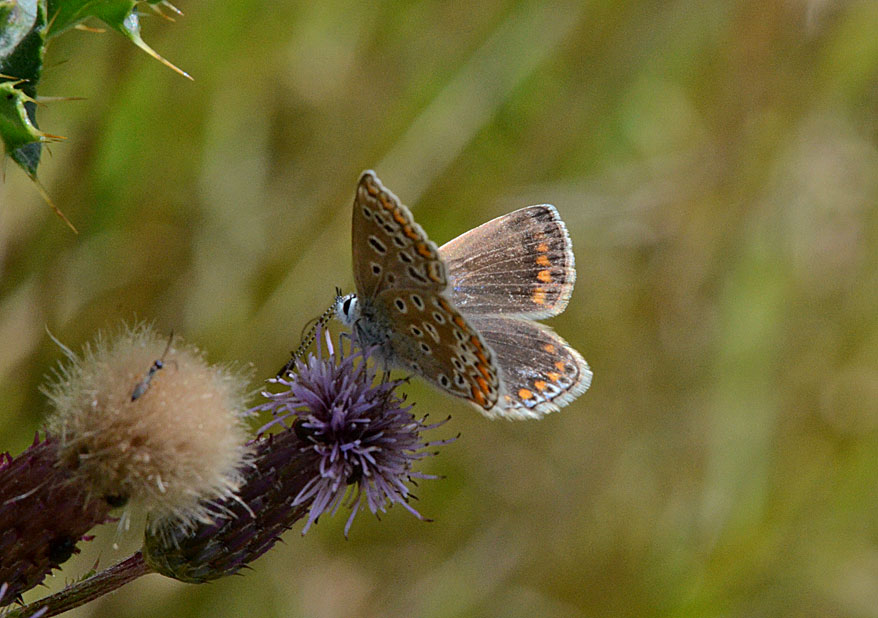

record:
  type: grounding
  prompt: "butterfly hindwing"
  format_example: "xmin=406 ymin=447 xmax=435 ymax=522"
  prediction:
xmin=439 ymin=205 xmax=575 ymax=319
xmin=468 ymin=315 xmax=592 ymax=419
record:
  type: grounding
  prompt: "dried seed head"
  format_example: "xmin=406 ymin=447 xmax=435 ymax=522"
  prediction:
xmin=42 ymin=323 xmax=253 ymax=537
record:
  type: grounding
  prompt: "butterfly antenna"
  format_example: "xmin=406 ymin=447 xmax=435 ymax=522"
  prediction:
xmin=277 ymin=303 xmax=336 ymax=378
xmin=298 ymin=315 xmax=320 ymax=344
xmin=162 ymin=330 xmax=175 ymax=359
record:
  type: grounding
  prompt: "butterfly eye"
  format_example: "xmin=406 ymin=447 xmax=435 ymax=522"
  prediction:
xmin=104 ymin=493 xmax=129 ymax=508
xmin=341 ymin=295 xmax=356 ymax=318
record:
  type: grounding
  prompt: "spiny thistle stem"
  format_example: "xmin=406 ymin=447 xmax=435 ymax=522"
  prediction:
xmin=2 ymin=553 xmax=153 ymax=618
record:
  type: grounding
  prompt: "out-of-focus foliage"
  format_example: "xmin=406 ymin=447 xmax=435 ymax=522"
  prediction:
xmin=1 ymin=1 xmax=877 ymax=617
xmin=0 ymin=0 xmax=185 ymax=179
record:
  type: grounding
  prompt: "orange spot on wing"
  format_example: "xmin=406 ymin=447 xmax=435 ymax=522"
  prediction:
xmin=536 ymin=254 xmax=551 ymax=267
xmin=427 ymin=264 xmax=443 ymax=282
xmin=518 ymin=388 xmax=534 ymax=400
xmin=416 ymin=243 xmax=433 ymax=258
xmin=543 ymin=343 xmax=556 ymax=354
xmin=554 ymin=361 xmax=566 ymax=372
xmin=453 ymin=315 xmax=466 ymax=328
xmin=404 ymin=225 xmax=420 ymax=240
xmin=547 ymin=371 xmax=561 ymax=382
xmin=536 ymin=242 xmax=549 ymax=252
xmin=534 ymin=380 xmax=547 ymax=391
xmin=532 ymin=288 xmax=547 ymax=305
xmin=477 ymin=363 xmax=492 ymax=380
xmin=393 ymin=210 xmax=407 ymax=224
xmin=537 ymin=269 xmax=552 ymax=283
xmin=471 ymin=386 xmax=486 ymax=407
xmin=476 ymin=376 xmax=489 ymax=393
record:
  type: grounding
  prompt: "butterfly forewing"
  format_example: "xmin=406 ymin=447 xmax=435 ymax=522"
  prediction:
xmin=440 ymin=205 xmax=575 ymax=319
xmin=468 ymin=315 xmax=592 ymax=419
xmin=352 ymin=171 xmax=447 ymax=299
xmin=350 ymin=171 xmax=499 ymax=412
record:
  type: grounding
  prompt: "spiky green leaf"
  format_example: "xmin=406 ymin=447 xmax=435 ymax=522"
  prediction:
xmin=0 ymin=0 xmax=45 ymax=176
xmin=47 ymin=0 xmax=190 ymax=78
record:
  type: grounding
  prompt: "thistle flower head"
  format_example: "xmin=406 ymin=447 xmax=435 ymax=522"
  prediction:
xmin=42 ymin=323 xmax=253 ymax=539
xmin=143 ymin=330 xmax=450 ymax=583
xmin=256 ymin=331 xmax=449 ymax=536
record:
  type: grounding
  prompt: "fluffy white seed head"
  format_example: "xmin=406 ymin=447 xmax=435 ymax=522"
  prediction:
xmin=43 ymin=323 xmax=253 ymax=536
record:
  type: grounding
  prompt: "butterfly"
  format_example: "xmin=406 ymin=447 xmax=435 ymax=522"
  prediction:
xmin=334 ymin=170 xmax=591 ymax=419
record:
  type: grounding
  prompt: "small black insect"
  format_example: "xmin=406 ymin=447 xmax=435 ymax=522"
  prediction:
xmin=131 ymin=331 xmax=174 ymax=401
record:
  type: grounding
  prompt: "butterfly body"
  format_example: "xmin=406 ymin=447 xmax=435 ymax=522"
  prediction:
xmin=341 ymin=170 xmax=591 ymax=419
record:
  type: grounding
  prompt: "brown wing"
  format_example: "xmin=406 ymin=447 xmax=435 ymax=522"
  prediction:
xmin=352 ymin=171 xmax=448 ymax=299
xmin=371 ymin=288 xmax=501 ymax=412
xmin=439 ymin=205 xmax=575 ymax=319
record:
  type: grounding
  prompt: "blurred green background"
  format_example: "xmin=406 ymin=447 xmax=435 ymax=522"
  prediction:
xmin=2 ymin=0 xmax=878 ymax=616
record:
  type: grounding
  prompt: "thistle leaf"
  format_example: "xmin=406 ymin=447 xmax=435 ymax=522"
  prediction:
xmin=0 ymin=0 xmax=46 ymax=177
xmin=47 ymin=0 xmax=191 ymax=78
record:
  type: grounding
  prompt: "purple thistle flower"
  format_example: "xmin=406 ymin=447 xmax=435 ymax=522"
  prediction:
xmin=144 ymin=330 xmax=451 ymax=583
xmin=256 ymin=331 xmax=451 ymax=537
